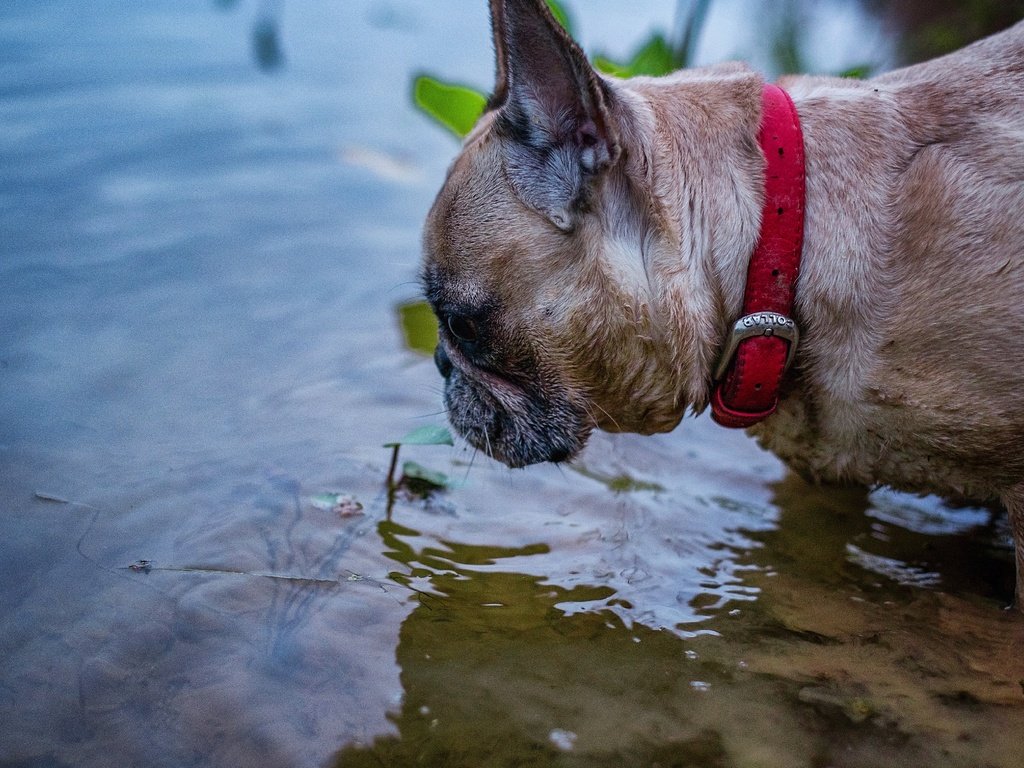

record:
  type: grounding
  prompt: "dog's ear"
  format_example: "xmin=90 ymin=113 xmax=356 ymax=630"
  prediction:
xmin=489 ymin=0 xmax=620 ymax=231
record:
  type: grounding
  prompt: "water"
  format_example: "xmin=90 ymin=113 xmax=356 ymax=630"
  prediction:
xmin=2 ymin=1 xmax=1022 ymax=766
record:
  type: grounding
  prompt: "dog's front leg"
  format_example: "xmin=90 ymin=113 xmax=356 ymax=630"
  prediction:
xmin=1003 ymin=484 xmax=1024 ymax=612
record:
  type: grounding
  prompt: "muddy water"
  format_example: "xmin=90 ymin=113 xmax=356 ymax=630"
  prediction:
xmin=2 ymin=1 xmax=1022 ymax=767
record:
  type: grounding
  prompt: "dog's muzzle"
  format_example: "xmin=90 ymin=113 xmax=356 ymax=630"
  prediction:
xmin=432 ymin=342 xmax=588 ymax=467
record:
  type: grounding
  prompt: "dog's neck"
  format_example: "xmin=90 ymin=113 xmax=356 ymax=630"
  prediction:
xmin=599 ymin=66 xmax=793 ymax=413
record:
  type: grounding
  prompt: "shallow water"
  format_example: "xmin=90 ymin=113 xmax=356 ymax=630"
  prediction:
xmin=2 ymin=1 xmax=1023 ymax=767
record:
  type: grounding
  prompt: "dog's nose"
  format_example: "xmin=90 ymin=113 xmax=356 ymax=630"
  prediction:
xmin=434 ymin=344 xmax=452 ymax=379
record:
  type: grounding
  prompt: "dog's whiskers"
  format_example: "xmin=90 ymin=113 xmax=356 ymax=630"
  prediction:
xmin=413 ymin=409 xmax=449 ymax=420
xmin=586 ymin=399 xmax=621 ymax=432
xmin=461 ymin=447 xmax=479 ymax=486
xmin=482 ymin=427 xmax=494 ymax=460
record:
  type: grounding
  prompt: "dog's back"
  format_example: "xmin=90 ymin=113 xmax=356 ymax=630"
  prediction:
xmin=758 ymin=21 xmax=1024 ymax=503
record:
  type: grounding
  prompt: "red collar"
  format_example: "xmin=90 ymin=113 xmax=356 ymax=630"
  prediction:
xmin=710 ymin=83 xmax=806 ymax=428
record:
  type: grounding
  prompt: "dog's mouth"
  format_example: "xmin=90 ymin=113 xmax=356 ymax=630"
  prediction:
xmin=435 ymin=344 xmax=592 ymax=467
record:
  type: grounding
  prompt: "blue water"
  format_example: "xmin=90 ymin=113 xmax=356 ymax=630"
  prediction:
xmin=3 ymin=2 xmax=1021 ymax=767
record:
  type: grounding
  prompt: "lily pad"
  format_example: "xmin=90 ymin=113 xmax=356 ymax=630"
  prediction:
xmin=384 ymin=425 xmax=454 ymax=449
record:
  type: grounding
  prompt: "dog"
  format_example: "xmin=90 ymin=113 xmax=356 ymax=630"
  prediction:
xmin=421 ymin=0 xmax=1024 ymax=606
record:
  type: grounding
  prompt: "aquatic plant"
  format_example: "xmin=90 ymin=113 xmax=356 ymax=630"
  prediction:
xmin=384 ymin=425 xmax=455 ymax=495
xmin=412 ymin=0 xmax=710 ymax=139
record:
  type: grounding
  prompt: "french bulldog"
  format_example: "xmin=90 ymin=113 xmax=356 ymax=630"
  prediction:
xmin=421 ymin=0 xmax=1024 ymax=605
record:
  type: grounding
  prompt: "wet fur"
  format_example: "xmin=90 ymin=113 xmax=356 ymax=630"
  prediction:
xmin=422 ymin=1 xmax=1024 ymax=605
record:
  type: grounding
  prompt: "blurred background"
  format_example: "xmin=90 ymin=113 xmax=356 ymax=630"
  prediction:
xmin=2 ymin=2 xmax=1023 ymax=767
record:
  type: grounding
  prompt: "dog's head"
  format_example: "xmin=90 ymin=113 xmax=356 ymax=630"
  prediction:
xmin=421 ymin=0 xmax=754 ymax=466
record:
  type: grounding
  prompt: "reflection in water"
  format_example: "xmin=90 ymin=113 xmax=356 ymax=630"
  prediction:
xmin=332 ymin=478 xmax=1024 ymax=768
xmin=750 ymin=476 xmax=1013 ymax=604
xmin=334 ymin=519 xmax=733 ymax=768
xmin=727 ymin=477 xmax=1024 ymax=766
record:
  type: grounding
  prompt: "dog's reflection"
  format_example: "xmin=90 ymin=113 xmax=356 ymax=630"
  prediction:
xmin=331 ymin=481 xmax=1020 ymax=767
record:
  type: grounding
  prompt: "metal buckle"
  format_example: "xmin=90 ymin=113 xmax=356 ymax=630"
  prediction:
xmin=713 ymin=311 xmax=800 ymax=382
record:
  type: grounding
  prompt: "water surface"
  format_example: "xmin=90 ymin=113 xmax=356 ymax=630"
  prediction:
xmin=2 ymin=2 xmax=1022 ymax=766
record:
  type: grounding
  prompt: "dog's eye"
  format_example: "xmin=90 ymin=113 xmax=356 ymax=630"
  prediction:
xmin=447 ymin=315 xmax=478 ymax=343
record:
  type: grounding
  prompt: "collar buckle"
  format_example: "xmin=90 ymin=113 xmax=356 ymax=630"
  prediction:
xmin=713 ymin=311 xmax=800 ymax=383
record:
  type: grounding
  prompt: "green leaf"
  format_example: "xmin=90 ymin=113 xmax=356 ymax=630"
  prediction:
xmin=396 ymin=299 xmax=438 ymax=356
xmin=401 ymin=460 xmax=450 ymax=489
xmin=837 ymin=64 xmax=873 ymax=80
xmin=412 ymin=74 xmax=487 ymax=138
xmin=545 ymin=0 xmax=573 ymax=34
xmin=592 ymin=55 xmax=627 ymax=78
xmin=384 ymin=424 xmax=454 ymax=448
xmin=594 ymin=33 xmax=677 ymax=78
xmin=627 ymin=34 xmax=678 ymax=76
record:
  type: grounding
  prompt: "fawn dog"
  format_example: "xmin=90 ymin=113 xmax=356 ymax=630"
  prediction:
xmin=421 ymin=1 xmax=1024 ymax=606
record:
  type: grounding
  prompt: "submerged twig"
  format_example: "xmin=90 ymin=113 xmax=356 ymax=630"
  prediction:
xmin=34 ymin=491 xmax=99 ymax=510
xmin=386 ymin=444 xmax=401 ymax=519
xmin=122 ymin=562 xmax=416 ymax=605
xmin=121 ymin=563 xmax=343 ymax=587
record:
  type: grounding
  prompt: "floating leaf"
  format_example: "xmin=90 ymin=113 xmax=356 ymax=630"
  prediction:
xmin=396 ymin=300 xmax=438 ymax=356
xmin=309 ymin=493 xmax=364 ymax=517
xmin=570 ymin=465 xmax=665 ymax=494
xmin=412 ymin=74 xmax=487 ymax=138
xmin=401 ymin=461 xmax=450 ymax=489
xmin=384 ymin=424 xmax=454 ymax=449
xmin=310 ymin=493 xmax=338 ymax=510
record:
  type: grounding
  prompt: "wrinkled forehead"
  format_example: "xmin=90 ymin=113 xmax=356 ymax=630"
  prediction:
xmin=421 ymin=122 xmax=594 ymax=320
xmin=425 ymin=142 xmax=517 ymax=255
xmin=422 ymin=141 xmax=539 ymax=302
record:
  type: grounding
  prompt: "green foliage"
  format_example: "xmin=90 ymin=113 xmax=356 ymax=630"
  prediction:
xmin=411 ymin=0 xmax=690 ymax=139
xmin=545 ymin=0 xmax=572 ymax=33
xmin=384 ymin=425 xmax=454 ymax=449
xmin=397 ymin=299 xmax=439 ymax=356
xmin=401 ymin=460 xmax=451 ymax=490
xmin=594 ymin=0 xmax=708 ymax=78
xmin=593 ymin=33 xmax=679 ymax=78
xmin=412 ymin=75 xmax=488 ymax=138
xmin=838 ymin=64 xmax=873 ymax=80
xmin=384 ymin=425 xmax=454 ymax=499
